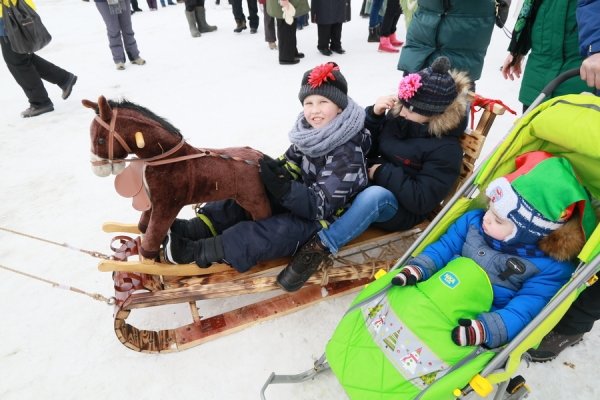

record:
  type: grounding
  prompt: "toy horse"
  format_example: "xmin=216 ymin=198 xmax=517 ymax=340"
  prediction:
xmin=83 ymin=95 xmax=271 ymax=259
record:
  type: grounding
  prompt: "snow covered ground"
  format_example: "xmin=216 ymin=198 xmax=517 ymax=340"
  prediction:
xmin=0 ymin=1 xmax=598 ymax=399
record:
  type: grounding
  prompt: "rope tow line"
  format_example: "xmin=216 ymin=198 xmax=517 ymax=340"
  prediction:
xmin=0 ymin=264 xmax=115 ymax=304
xmin=0 ymin=226 xmax=112 ymax=259
xmin=0 ymin=226 xmax=115 ymax=305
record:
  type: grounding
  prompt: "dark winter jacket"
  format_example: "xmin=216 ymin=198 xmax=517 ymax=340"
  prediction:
xmin=279 ymin=129 xmax=371 ymax=221
xmin=409 ymin=210 xmax=575 ymax=348
xmin=577 ymin=0 xmax=600 ymax=57
xmin=397 ymin=0 xmax=495 ymax=81
xmin=509 ymin=0 xmax=587 ymax=106
xmin=365 ymin=70 xmax=471 ymax=232
xmin=310 ymin=0 xmax=350 ymax=25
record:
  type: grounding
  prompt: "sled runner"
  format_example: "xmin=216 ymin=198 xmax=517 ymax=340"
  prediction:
xmin=84 ymin=93 xmax=508 ymax=353
xmin=261 ymin=70 xmax=600 ymax=399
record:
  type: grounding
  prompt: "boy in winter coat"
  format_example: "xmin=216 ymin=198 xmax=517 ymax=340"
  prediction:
xmin=162 ymin=62 xmax=371 ymax=273
xmin=278 ymin=56 xmax=470 ymax=292
xmin=392 ymin=151 xmax=596 ymax=348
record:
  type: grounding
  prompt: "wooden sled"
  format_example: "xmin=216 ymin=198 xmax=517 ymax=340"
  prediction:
xmin=103 ymin=95 xmax=510 ymax=353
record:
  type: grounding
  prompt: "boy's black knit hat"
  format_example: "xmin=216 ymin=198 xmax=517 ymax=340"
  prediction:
xmin=298 ymin=62 xmax=348 ymax=109
xmin=398 ymin=56 xmax=458 ymax=116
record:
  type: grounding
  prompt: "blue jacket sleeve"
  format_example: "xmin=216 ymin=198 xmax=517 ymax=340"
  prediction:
xmin=577 ymin=0 xmax=600 ymax=56
xmin=479 ymin=259 xmax=573 ymax=348
xmin=410 ymin=210 xmax=484 ymax=279
xmin=279 ymin=139 xmax=369 ymax=220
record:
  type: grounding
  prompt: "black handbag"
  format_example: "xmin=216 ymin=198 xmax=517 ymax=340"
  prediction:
xmin=2 ymin=0 xmax=52 ymax=54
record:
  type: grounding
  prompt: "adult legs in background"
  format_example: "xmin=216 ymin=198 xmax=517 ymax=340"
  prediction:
xmin=367 ymin=0 xmax=384 ymax=42
xmin=330 ymin=23 xmax=344 ymax=53
xmin=231 ymin=0 xmax=248 ymax=31
xmin=262 ymin=5 xmax=277 ymax=48
xmin=276 ymin=18 xmax=299 ymax=64
xmin=246 ymin=0 xmax=259 ymax=32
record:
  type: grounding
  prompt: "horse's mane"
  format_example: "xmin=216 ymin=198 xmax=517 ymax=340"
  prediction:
xmin=108 ymin=99 xmax=182 ymax=139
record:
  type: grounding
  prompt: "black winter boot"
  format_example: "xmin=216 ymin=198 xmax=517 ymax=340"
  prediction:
xmin=170 ymin=217 xmax=213 ymax=240
xmin=234 ymin=19 xmax=247 ymax=33
xmin=367 ymin=25 xmax=380 ymax=42
xmin=163 ymin=233 xmax=224 ymax=267
xmin=196 ymin=6 xmax=217 ymax=33
xmin=277 ymin=235 xmax=330 ymax=292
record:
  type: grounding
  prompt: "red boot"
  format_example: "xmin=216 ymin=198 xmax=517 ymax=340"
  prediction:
xmin=389 ymin=32 xmax=404 ymax=47
xmin=378 ymin=36 xmax=399 ymax=53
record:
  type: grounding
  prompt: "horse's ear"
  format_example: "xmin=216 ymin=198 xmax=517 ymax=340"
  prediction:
xmin=97 ymin=95 xmax=112 ymax=121
xmin=82 ymin=99 xmax=98 ymax=110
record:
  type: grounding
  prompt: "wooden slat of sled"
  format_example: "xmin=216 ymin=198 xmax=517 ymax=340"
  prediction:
xmin=114 ymin=278 xmax=371 ymax=353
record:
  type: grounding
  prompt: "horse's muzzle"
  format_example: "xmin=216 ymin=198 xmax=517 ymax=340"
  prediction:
xmin=90 ymin=153 xmax=125 ymax=177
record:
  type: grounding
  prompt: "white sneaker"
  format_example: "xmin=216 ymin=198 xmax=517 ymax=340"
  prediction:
xmin=115 ymin=62 xmax=125 ymax=70
xmin=131 ymin=57 xmax=146 ymax=65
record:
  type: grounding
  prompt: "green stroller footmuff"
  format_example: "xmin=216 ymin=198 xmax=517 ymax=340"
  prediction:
xmin=326 ymin=257 xmax=497 ymax=399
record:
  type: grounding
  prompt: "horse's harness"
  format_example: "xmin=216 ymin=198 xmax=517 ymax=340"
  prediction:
xmin=91 ymin=108 xmax=259 ymax=168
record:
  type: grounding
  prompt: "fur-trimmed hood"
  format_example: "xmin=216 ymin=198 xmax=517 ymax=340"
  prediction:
xmin=539 ymin=212 xmax=594 ymax=261
xmin=390 ymin=69 xmax=472 ymax=137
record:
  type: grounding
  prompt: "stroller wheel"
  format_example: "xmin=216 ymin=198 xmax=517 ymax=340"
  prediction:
xmin=506 ymin=375 xmax=527 ymax=394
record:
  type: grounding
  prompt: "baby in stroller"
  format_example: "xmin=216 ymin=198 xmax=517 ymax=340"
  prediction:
xmin=391 ymin=150 xmax=597 ymax=348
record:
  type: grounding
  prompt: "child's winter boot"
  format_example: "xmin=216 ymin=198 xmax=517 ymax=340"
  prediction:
xmin=389 ymin=32 xmax=404 ymax=47
xmin=185 ymin=10 xmax=201 ymax=37
xmin=276 ymin=235 xmax=330 ymax=292
xmin=196 ymin=6 xmax=217 ymax=32
xmin=378 ymin=36 xmax=399 ymax=53
xmin=234 ymin=19 xmax=247 ymax=33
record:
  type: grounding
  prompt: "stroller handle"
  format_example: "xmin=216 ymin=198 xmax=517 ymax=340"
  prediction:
xmin=540 ymin=68 xmax=581 ymax=97
xmin=525 ymin=68 xmax=581 ymax=115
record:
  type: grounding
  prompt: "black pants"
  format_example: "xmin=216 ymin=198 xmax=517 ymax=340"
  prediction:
xmin=554 ymin=274 xmax=600 ymax=335
xmin=200 ymin=199 xmax=320 ymax=272
xmin=231 ymin=0 xmax=259 ymax=29
xmin=1 ymin=38 xmax=70 ymax=107
xmin=380 ymin=0 xmax=402 ymax=36
xmin=317 ymin=23 xmax=342 ymax=51
xmin=276 ymin=18 xmax=298 ymax=62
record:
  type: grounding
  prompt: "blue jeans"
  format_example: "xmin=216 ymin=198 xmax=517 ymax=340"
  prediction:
xmin=368 ymin=0 xmax=384 ymax=28
xmin=319 ymin=186 xmax=398 ymax=254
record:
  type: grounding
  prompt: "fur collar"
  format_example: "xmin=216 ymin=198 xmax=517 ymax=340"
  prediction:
xmin=539 ymin=216 xmax=586 ymax=261
xmin=390 ymin=70 xmax=472 ymax=137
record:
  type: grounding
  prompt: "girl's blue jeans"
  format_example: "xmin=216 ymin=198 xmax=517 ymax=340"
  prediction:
xmin=318 ymin=185 xmax=398 ymax=254
xmin=368 ymin=0 xmax=384 ymax=28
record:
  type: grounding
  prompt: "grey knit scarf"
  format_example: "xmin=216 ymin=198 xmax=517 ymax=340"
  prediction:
xmin=288 ymin=97 xmax=366 ymax=158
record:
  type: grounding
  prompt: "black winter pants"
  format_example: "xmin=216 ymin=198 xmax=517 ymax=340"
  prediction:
xmin=317 ymin=23 xmax=342 ymax=51
xmin=201 ymin=199 xmax=320 ymax=272
xmin=1 ymin=38 xmax=70 ymax=107
xmin=554 ymin=274 xmax=600 ymax=335
xmin=380 ymin=0 xmax=402 ymax=36
xmin=232 ymin=0 xmax=259 ymax=29
xmin=276 ymin=17 xmax=298 ymax=62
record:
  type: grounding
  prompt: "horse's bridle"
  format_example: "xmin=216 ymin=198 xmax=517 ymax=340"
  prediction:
xmin=91 ymin=108 xmax=260 ymax=168
xmin=91 ymin=108 xmax=185 ymax=167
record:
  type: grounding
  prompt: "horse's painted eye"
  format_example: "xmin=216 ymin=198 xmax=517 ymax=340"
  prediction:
xmin=98 ymin=137 xmax=106 ymax=145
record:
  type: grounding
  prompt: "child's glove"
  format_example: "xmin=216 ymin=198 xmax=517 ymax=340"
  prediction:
xmin=391 ymin=265 xmax=422 ymax=286
xmin=259 ymin=156 xmax=293 ymax=201
xmin=451 ymin=319 xmax=487 ymax=346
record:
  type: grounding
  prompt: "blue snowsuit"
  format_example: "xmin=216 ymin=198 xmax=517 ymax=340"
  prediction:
xmin=408 ymin=210 xmax=574 ymax=348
